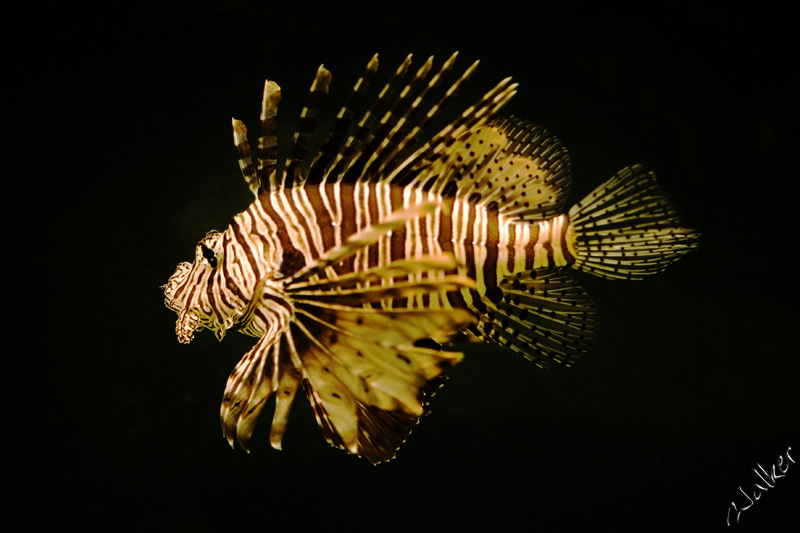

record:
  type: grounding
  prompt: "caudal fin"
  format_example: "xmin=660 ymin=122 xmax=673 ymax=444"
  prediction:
xmin=568 ymin=164 xmax=699 ymax=280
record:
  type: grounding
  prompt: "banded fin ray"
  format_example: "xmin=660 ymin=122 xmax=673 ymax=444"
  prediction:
xmin=475 ymin=268 xmax=597 ymax=369
xmin=288 ymin=254 xmax=459 ymax=292
xmin=407 ymin=117 xmax=572 ymax=220
xmin=568 ymin=164 xmax=700 ymax=279
xmin=232 ymin=119 xmax=259 ymax=195
xmin=388 ymin=76 xmax=518 ymax=188
xmin=362 ymin=53 xmax=468 ymax=181
xmin=282 ymin=66 xmax=332 ymax=188
xmin=354 ymin=56 xmax=437 ymax=181
xmin=258 ymin=80 xmax=282 ymax=191
xmin=233 ymin=54 xmax=516 ymax=195
xmin=219 ymin=200 xmax=476 ymax=463
xmin=292 ymin=275 xmax=473 ymax=309
xmin=220 ymin=334 xmax=302 ymax=452
xmin=324 ymin=54 xmax=415 ymax=184
xmin=292 ymin=300 xmax=473 ymax=463
xmin=232 ymin=80 xmax=283 ymax=195
xmin=166 ymin=52 xmax=701 ymax=465
xmin=306 ymin=54 xmax=380 ymax=185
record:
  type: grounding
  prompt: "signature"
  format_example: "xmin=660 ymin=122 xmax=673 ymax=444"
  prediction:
xmin=726 ymin=446 xmax=794 ymax=526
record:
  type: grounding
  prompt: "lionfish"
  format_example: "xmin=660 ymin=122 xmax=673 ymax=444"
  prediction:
xmin=163 ymin=53 xmax=698 ymax=463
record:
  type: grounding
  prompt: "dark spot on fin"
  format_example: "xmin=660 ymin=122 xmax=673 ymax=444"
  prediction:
xmin=478 ymin=269 xmax=598 ymax=370
xmin=485 ymin=286 xmax=503 ymax=304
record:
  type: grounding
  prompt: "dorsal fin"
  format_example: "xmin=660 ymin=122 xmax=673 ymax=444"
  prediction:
xmin=232 ymin=79 xmax=282 ymax=195
xmin=360 ymin=53 xmax=473 ymax=182
xmin=232 ymin=118 xmax=259 ymax=195
xmin=281 ymin=65 xmax=332 ymax=188
xmin=232 ymin=54 xmax=517 ymax=194
xmin=258 ymin=80 xmax=282 ymax=191
xmin=325 ymin=54 xmax=414 ymax=184
xmin=401 ymin=117 xmax=572 ymax=221
xmin=387 ymin=78 xmax=517 ymax=188
xmin=354 ymin=56 xmax=436 ymax=181
xmin=306 ymin=54 xmax=380 ymax=185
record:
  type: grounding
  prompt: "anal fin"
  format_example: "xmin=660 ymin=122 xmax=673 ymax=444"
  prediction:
xmin=475 ymin=268 xmax=597 ymax=369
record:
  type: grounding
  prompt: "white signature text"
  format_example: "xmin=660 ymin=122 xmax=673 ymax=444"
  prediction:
xmin=726 ymin=446 xmax=794 ymax=526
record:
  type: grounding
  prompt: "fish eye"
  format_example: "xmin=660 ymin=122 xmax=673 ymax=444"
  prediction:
xmin=200 ymin=243 xmax=218 ymax=268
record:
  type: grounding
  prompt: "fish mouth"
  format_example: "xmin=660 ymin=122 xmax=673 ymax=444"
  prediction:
xmin=163 ymin=262 xmax=192 ymax=307
xmin=176 ymin=309 xmax=201 ymax=344
xmin=164 ymin=295 xmax=183 ymax=313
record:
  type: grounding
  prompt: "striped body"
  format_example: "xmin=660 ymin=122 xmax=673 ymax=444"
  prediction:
xmin=163 ymin=53 xmax=698 ymax=463
xmin=242 ymin=181 xmax=571 ymax=314
xmin=168 ymin=181 xmax=576 ymax=346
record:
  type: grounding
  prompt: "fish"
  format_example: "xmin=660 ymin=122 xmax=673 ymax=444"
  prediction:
xmin=163 ymin=53 xmax=699 ymax=464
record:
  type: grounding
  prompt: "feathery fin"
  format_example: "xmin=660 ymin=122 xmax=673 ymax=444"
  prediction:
xmin=308 ymin=54 xmax=380 ymax=185
xmin=568 ymin=164 xmax=699 ymax=279
xmin=282 ymin=66 xmax=332 ymax=188
xmin=292 ymin=301 xmax=473 ymax=462
xmin=233 ymin=54 xmax=516 ymax=195
xmin=415 ymin=117 xmax=572 ymax=220
xmin=327 ymin=54 xmax=415 ymax=183
xmin=388 ymin=78 xmax=518 ymax=187
xmin=473 ymin=268 xmax=597 ymax=369
xmin=219 ymin=198 xmax=476 ymax=463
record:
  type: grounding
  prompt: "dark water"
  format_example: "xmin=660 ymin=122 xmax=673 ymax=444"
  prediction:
xmin=11 ymin=1 xmax=797 ymax=530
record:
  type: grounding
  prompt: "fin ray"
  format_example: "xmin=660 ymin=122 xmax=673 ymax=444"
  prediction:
xmin=307 ymin=54 xmax=380 ymax=185
xmin=402 ymin=117 xmax=571 ymax=220
xmin=568 ymin=164 xmax=700 ymax=279
xmin=475 ymin=269 xmax=597 ymax=369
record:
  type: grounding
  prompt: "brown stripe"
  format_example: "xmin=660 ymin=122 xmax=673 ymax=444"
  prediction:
xmin=230 ymin=217 xmax=261 ymax=279
xmin=366 ymin=184 xmax=380 ymax=269
xmin=305 ymin=186 xmax=335 ymax=254
xmin=505 ymin=222 xmax=516 ymax=272
xmin=482 ymin=210 xmax=500 ymax=296
xmin=337 ymin=183 xmax=357 ymax=274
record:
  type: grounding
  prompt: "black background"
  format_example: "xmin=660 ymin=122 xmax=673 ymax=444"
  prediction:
xmin=11 ymin=1 xmax=797 ymax=530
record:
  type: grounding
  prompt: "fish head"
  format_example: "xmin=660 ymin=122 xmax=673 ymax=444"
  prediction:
xmin=164 ymin=229 xmax=230 ymax=344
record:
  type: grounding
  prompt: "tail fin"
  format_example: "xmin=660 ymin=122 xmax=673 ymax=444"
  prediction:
xmin=568 ymin=164 xmax=699 ymax=280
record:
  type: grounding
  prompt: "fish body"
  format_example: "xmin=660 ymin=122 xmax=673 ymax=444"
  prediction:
xmin=164 ymin=53 xmax=698 ymax=463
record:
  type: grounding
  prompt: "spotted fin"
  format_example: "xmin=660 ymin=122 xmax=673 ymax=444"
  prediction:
xmin=568 ymin=164 xmax=700 ymax=279
xmin=292 ymin=303 xmax=473 ymax=462
xmin=233 ymin=53 xmax=517 ymax=195
xmin=220 ymin=204 xmax=476 ymax=463
xmin=473 ymin=268 xmax=597 ymax=369
xmin=222 ymin=258 xmax=474 ymax=463
xmin=322 ymin=52 xmax=491 ymax=185
xmin=403 ymin=117 xmax=572 ymax=220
